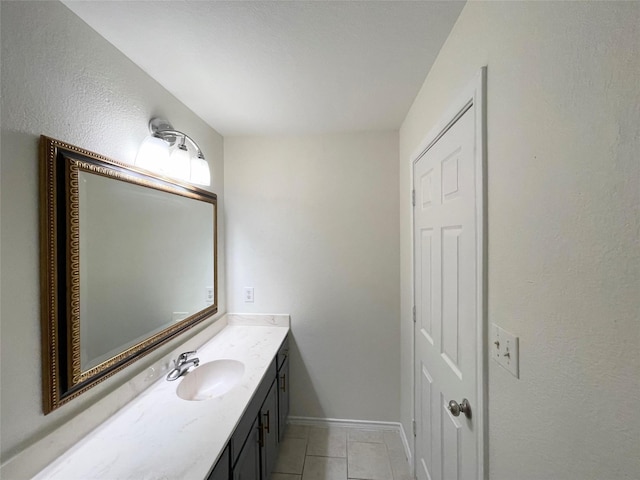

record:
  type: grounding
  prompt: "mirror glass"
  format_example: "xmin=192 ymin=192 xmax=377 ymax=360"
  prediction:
xmin=40 ymin=136 xmax=217 ymax=413
xmin=78 ymin=172 xmax=214 ymax=370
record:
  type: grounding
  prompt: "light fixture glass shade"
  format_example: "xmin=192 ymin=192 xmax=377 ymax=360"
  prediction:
xmin=137 ymin=119 xmax=209 ymax=186
xmin=135 ymin=135 xmax=169 ymax=173
xmin=190 ymin=156 xmax=211 ymax=186
xmin=167 ymin=145 xmax=191 ymax=181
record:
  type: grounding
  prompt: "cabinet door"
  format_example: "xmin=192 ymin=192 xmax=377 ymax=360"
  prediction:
xmin=208 ymin=445 xmax=230 ymax=480
xmin=278 ymin=356 xmax=290 ymax=442
xmin=260 ymin=382 xmax=279 ymax=479
xmin=233 ymin=417 xmax=261 ymax=480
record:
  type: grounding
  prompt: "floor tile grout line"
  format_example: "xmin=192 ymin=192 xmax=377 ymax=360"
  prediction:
xmin=383 ymin=438 xmax=396 ymax=480
xmin=346 ymin=432 xmax=350 ymax=479
xmin=277 ymin=426 xmax=406 ymax=480
xmin=300 ymin=437 xmax=307 ymax=478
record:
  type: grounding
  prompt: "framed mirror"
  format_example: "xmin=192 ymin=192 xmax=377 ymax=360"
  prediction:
xmin=40 ymin=136 xmax=217 ymax=413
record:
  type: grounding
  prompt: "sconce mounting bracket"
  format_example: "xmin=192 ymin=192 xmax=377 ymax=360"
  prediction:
xmin=149 ymin=117 xmax=177 ymax=145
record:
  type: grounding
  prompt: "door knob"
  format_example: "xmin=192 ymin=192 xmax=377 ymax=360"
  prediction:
xmin=448 ymin=398 xmax=471 ymax=419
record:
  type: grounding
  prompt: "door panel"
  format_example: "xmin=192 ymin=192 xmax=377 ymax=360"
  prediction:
xmin=419 ymin=229 xmax=434 ymax=342
xmin=442 ymin=399 xmax=461 ymax=480
xmin=414 ymin=106 xmax=479 ymax=480
xmin=419 ymin=363 xmax=434 ymax=479
xmin=441 ymin=226 xmax=461 ymax=373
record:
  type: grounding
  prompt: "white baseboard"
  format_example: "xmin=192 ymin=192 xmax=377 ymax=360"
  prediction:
xmin=288 ymin=416 xmax=399 ymax=430
xmin=288 ymin=416 xmax=413 ymax=474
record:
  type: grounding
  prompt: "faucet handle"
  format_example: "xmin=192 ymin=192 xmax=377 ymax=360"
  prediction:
xmin=177 ymin=350 xmax=197 ymax=363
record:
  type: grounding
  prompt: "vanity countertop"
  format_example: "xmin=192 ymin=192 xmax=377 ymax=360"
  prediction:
xmin=34 ymin=318 xmax=289 ymax=479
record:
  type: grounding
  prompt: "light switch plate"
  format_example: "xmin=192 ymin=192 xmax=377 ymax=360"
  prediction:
xmin=491 ymin=323 xmax=501 ymax=362
xmin=491 ymin=323 xmax=519 ymax=378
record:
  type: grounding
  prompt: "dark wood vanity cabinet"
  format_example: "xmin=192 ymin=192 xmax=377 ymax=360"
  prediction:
xmin=259 ymin=382 xmax=279 ymax=478
xmin=233 ymin=383 xmax=278 ymax=480
xmin=232 ymin=418 xmax=260 ymax=480
xmin=277 ymin=343 xmax=290 ymax=442
xmin=208 ymin=446 xmax=230 ymax=480
xmin=209 ymin=334 xmax=290 ymax=480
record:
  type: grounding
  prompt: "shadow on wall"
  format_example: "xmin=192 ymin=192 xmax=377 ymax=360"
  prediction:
xmin=289 ymin=332 xmax=324 ymax=419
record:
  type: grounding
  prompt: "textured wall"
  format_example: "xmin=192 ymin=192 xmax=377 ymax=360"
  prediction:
xmin=225 ymin=133 xmax=400 ymax=423
xmin=399 ymin=2 xmax=640 ymax=479
xmin=0 ymin=0 xmax=225 ymax=466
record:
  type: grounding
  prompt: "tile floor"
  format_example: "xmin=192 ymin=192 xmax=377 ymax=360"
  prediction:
xmin=271 ymin=425 xmax=413 ymax=480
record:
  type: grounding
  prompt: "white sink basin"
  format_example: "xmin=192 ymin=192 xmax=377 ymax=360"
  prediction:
xmin=176 ymin=359 xmax=245 ymax=401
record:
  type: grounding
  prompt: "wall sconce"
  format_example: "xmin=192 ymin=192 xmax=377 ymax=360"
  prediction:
xmin=135 ymin=118 xmax=211 ymax=186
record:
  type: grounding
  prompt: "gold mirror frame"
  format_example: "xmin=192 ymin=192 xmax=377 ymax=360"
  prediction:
xmin=39 ymin=136 xmax=218 ymax=413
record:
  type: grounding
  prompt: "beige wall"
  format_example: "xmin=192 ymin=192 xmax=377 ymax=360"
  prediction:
xmin=224 ymin=133 xmax=400 ymax=422
xmin=399 ymin=2 xmax=640 ymax=479
xmin=0 ymin=0 xmax=225 ymax=466
xmin=3 ymin=0 xmax=639 ymax=478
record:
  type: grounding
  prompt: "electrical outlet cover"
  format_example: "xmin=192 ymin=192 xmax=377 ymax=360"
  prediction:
xmin=243 ymin=287 xmax=254 ymax=303
xmin=205 ymin=286 xmax=214 ymax=303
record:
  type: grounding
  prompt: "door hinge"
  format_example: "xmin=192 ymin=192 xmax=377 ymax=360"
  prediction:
xmin=412 ymin=189 xmax=416 ymax=207
xmin=412 ymin=419 xmax=417 ymax=437
xmin=412 ymin=305 xmax=416 ymax=323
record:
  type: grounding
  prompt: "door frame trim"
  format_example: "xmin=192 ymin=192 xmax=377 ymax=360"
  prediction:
xmin=409 ymin=66 xmax=487 ymax=480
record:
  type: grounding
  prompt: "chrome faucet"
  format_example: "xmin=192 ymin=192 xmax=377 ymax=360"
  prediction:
xmin=166 ymin=350 xmax=200 ymax=381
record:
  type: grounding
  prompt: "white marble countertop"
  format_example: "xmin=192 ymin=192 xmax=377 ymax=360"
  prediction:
xmin=34 ymin=316 xmax=289 ymax=480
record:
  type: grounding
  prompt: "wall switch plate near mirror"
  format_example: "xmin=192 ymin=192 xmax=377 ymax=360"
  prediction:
xmin=491 ymin=323 xmax=519 ymax=378
xmin=39 ymin=136 xmax=218 ymax=413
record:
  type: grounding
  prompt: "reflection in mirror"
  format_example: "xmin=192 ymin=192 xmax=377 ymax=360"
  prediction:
xmin=79 ymin=172 xmax=214 ymax=370
xmin=40 ymin=136 xmax=217 ymax=413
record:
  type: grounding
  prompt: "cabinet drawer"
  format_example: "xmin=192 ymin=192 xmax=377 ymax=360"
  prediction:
xmin=230 ymin=359 xmax=277 ymax=466
xmin=277 ymin=335 xmax=289 ymax=371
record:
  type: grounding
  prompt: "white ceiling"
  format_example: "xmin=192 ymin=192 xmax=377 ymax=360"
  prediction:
xmin=62 ymin=1 xmax=465 ymax=136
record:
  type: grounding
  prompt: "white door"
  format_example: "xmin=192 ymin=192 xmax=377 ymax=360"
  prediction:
xmin=413 ymin=100 xmax=484 ymax=480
